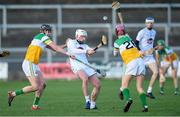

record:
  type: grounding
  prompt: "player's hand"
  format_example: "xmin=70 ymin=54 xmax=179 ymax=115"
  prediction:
xmin=139 ymin=51 xmax=145 ymax=57
xmin=0 ymin=50 xmax=10 ymax=57
xmin=66 ymin=52 xmax=75 ymax=59
xmin=87 ymin=49 xmax=96 ymax=56
xmin=69 ymin=54 xmax=75 ymax=59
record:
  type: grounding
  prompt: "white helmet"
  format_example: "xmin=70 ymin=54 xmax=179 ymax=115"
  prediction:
xmin=75 ymin=29 xmax=87 ymax=37
xmin=145 ymin=17 xmax=155 ymax=23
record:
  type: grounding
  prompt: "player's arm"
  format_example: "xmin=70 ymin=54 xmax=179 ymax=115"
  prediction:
xmin=135 ymin=30 xmax=147 ymax=57
xmin=42 ymin=38 xmax=72 ymax=58
xmin=67 ymin=39 xmax=88 ymax=54
xmin=46 ymin=41 xmax=69 ymax=56
xmin=113 ymin=42 xmax=119 ymax=56
xmin=135 ymin=30 xmax=143 ymax=51
xmin=59 ymin=43 xmax=67 ymax=49
xmin=86 ymin=45 xmax=96 ymax=56
xmin=113 ymin=48 xmax=119 ymax=56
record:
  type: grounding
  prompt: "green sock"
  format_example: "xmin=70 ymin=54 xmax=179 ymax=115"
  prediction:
xmin=139 ymin=92 xmax=147 ymax=107
xmin=160 ymin=87 xmax=164 ymax=91
xmin=33 ymin=97 xmax=40 ymax=106
xmin=175 ymin=87 xmax=179 ymax=92
xmin=15 ymin=89 xmax=24 ymax=96
xmin=122 ymin=88 xmax=130 ymax=101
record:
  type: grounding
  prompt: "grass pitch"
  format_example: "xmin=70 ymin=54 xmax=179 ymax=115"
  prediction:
xmin=0 ymin=78 xmax=179 ymax=116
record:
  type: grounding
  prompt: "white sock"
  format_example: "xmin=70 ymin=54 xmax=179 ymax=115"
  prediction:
xmin=120 ymin=87 xmax=123 ymax=91
xmin=90 ymin=101 xmax=96 ymax=109
xmin=147 ymin=87 xmax=152 ymax=93
xmin=85 ymin=96 xmax=90 ymax=103
xmin=12 ymin=92 xmax=16 ymax=96
xmin=144 ymin=105 xmax=148 ymax=108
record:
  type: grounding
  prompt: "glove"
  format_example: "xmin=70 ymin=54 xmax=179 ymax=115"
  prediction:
xmin=0 ymin=50 xmax=10 ymax=57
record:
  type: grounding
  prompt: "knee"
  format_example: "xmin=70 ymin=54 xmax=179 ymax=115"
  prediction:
xmin=82 ymin=79 xmax=88 ymax=84
xmin=32 ymin=85 xmax=39 ymax=91
xmin=122 ymin=82 xmax=128 ymax=88
xmin=137 ymin=87 xmax=144 ymax=94
xmin=152 ymin=71 xmax=158 ymax=77
xmin=42 ymin=83 xmax=46 ymax=89
xmin=95 ymin=82 xmax=101 ymax=90
xmin=39 ymin=83 xmax=46 ymax=90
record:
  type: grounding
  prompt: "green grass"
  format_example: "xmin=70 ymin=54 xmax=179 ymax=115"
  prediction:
xmin=0 ymin=78 xmax=179 ymax=116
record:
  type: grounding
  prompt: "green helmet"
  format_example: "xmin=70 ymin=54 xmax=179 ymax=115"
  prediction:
xmin=157 ymin=40 xmax=165 ymax=46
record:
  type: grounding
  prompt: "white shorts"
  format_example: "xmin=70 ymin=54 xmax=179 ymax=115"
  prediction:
xmin=143 ymin=56 xmax=156 ymax=66
xmin=125 ymin=58 xmax=145 ymax=76
xmin=161 ymin=60 xmax=179 ymax=69
xmin=22 ymin=60 xmax=41 ymax=77
xmin=71 ymin=67 xmax=96 ymax=78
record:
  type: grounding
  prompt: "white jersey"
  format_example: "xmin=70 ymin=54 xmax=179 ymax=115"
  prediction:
xmin=136 ymin=27 xmax=156 ymax=56
xmin=67 ymin=39 xmax=91 ymax=71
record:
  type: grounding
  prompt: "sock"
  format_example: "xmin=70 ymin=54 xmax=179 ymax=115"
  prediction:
xmin=175 ymin=87 xmax=179 ymax=92
xmin=14 ymin=89 xmax=24 ymax=96
xmin=147 ymin=87 xmax=152 ymax=93
xmin=90 ymin=101 xmax=96 ymax=109
xmin=160 ymin=87 xmax=164 ymax=92
xmin=120 ymin=87 xmax=123 ymax=91
xmin=139 ymin=92 xmax=147 ymax=107
xmin=33 ymin=97 xmax=40 ymax=106
xmin=85 ymin=96 xmax=90 ymax=103
xmin=122 ymin=88 xmax=130 ymax=101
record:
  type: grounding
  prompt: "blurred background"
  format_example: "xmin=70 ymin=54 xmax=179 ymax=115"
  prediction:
xmin=0 ymin=0 xmax=180 ymax=80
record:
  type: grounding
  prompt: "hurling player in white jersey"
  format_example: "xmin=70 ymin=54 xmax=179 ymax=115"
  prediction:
xmin=67 ymin=29 xmax=101 ymax=110
xmin=135 ymin=17 xmax=158 ymax=99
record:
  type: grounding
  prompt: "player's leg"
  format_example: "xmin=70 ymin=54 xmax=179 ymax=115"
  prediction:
xmin=89 ymin=74 xmax=101 ymax=109
xmin=121 ymin=60 xmax=140 ymax=112
xmin=159 ymin=62 xmax=169 ymax=95
xmin=118 ymin=64 xmax=126 ymax=100
xmin=77 ymin=70 xmax=90 ymax=109
xmin=136 ymin=75 xmax=148 ymax=112
xmin=8 ymin=61 xmax=40 ymax=106
xmin=118 ymin=82 xmax=124 ymax=100
xmin=146 ymin=62 xmax=158 ymax=99
xmin=8 ymin=76 xmax=40 ymax=106
xmin=171 ymin=61 xmax=179 ymax=95
xmin=32 ymin=71 xmax=46 ymax=110
xmin=136 ymin=58 xmax=148 ymax=112
xmin=121 ymin=74 xmax=133 ymax=112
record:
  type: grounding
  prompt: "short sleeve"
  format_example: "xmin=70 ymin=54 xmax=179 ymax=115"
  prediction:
xmin=42 ymin=36 xmax=52 ymax=45
xmin=114 ymin=42 xmax=119 ymax=49
xmin=136 ymin=30 xmax=144 ymax=41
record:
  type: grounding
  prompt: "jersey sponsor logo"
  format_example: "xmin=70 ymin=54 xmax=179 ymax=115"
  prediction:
xmin=77 ymin=47 xmax=84 ymax=50
xmin=147 ymin=38 xmax=153 ymax=44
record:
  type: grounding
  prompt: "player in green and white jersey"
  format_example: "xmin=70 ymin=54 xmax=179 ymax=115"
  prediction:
xmin=114 ymin=24 xmax=148 ymax=112
xmin=155 ymin=40 xmax=179 ymax=95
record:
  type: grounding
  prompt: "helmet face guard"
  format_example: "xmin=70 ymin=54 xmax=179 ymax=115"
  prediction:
xmin=75 ymin=29 xmax=87 ymax=44
xmin=75 ymin=29 xmax=87 ymax=37
xmin=115 ymin=24 xmax=125 ymax=36
xmin=40 ymin=24 xmax=52 ymax=32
